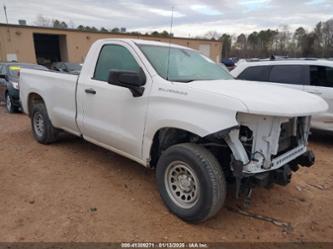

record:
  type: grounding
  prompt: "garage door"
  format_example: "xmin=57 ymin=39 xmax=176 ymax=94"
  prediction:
xmin=198 ymin=44 xmax=211 ymax=58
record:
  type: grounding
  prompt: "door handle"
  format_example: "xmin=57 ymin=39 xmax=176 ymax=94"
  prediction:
xmin=85 ymin=88 xmax=96 ymax=94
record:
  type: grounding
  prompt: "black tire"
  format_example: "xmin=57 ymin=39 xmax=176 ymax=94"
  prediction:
xmin=31 ymin=103 xmax=58 ymax=144
xmin=5 ymin=93 xmax=16 ymax=113
xmin=156 ymin=143 xmax=226 ymax=223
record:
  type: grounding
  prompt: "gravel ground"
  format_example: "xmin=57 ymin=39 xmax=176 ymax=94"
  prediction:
xmin=0 ymin=107 xmax=332 ymax=242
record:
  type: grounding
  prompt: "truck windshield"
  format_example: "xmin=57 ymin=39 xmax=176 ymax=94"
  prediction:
xmin=138 ymin=44 xmax=233 ymax=82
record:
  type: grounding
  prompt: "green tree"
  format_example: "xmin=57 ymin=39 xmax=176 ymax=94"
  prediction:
xmin=111 ymin=27 xmax=120 ymax=33
xmin=247 ymin=32 xmax=259 ymax=54
xmin=303 ymin=32 xmax=317 ymax=57
xmin=151 ymin=31 xmax=160 ymax=36
xmin=322 ymin=19 xmax=333 ymax=56
xmin=60 ymin=21 xmax=68 ymax=28
xmin=219 ymin=34 xmax=232 ymax=58
xmin=236 ymin=33 xmax=247 ymax=50
xmin=52 ymin=19 xmax=68 ymax=29
xmin=161 ymin=30 xmax=172 ymax=37
xmin=53 ymin=19 xmax=61 ymax=28
xmin=77 ymin=25 xmax=85 ymax=31
xmin=257 ymin=29 xmax=278 ymax=57
xmin=293 ymin=27 xmax=307 ymax=56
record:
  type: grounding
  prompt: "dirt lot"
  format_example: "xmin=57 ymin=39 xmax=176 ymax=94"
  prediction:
xmin=0 ymin=106 xmax=332 ymax=243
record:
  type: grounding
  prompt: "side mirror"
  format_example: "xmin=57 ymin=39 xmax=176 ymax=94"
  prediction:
xmin=108 ymin=68 xmax=146 ymax=97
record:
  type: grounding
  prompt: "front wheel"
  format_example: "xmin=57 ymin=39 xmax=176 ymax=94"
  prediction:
xmin=156 ymin=143 xmax=226 ymax=223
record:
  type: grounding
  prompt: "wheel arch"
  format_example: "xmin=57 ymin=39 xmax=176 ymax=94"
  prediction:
xmin=27 ymin=92 xmax=45 ymax=117
xmin=147 ymin=125 xmax=239 ymax=168
xmin=148 ymin=127 xmax=202 ymax=168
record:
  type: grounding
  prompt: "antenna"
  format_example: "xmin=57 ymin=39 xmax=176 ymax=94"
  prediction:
xmin=166 ymin=6 xmax=174 ymax=81
xmin=4 ymin=5 xmax=11 ymax=43
xmin=3 ymin=5 xmax=8 ymax=24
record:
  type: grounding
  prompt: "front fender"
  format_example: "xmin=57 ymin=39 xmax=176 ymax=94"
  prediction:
xmin=142 ymin=106 xmax=240 ymax=163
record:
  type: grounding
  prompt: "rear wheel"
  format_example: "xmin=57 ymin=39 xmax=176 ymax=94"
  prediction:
xmin=156 ymin=143 xmax=226 ymax=223
xmin=31 ymin=103 xmax=58 ymax=144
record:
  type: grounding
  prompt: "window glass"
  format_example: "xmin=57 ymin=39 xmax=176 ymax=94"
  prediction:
xmin=139 ymin=45 xmax=233 ymax=82
xmin=0 ymin=65 xmax=6 ymax=75
xmin=269 ymin=65 xmax=305 ymax=84
xmin=94 ymin=45 xmax=140 ymax=82
xmin=237 ymin=66 xmax=270 ymax=81
xmin=310 ymin=66 xmax=333 ymax=88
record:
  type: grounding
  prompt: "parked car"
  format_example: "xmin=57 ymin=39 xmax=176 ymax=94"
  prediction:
xmin=231 ymin=59 xmax=333 ymax=132
xmin=19 ymin=39 xmax=327 ymax=222
xmin=0 ymin=63 xmax=48 ymax=113
xmin=221 ymin=58 xmax=237 ymax=71
xmin=51 ymin=62 xmax=82 ymax=75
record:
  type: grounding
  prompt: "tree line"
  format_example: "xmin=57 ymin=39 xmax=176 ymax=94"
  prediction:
xmin=33 ymin=14 xmax=333 ymax=58
xmin=218 ymin=18 xmax=333 ymax=59
xmin=33 ymin=14 xmax=173 ymax=37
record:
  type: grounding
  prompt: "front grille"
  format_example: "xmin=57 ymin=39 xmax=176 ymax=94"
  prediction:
xmin=276 ymin=117 xmax=307 ymax=157
xmin=278 ymin=120 xmax=294 ymax=153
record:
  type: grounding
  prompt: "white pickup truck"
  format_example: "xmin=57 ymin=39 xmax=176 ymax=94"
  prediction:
xmin=20 ymin=39 xmax=328 ymax=222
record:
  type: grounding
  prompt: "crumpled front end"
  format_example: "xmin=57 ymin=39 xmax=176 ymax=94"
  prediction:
xmin=224 ymin=113 xmax=315 ymax=190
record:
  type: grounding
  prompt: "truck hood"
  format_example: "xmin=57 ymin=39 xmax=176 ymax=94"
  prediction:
xmin=188 ymin=79 xmax=328 ymax=117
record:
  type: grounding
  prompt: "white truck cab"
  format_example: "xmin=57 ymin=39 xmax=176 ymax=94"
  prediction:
xmin=20 ymin=39 xmax=328 ymax=222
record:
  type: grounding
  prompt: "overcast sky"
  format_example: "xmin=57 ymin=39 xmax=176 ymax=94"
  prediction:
xmin=1 ymin=0 xmax=332 ymax=37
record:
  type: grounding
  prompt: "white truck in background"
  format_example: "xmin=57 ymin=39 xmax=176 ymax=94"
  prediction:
xmin=231 ymin=59 xmax=333 ymax=132
xmin=20 ymin=39 xmax=328 ymax=222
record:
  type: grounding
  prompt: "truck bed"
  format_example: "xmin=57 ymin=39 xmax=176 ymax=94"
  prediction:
xmin=20 ymin=69 xmax=81 ymax=135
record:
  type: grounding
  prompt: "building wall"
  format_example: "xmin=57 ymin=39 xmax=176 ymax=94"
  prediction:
xmin=0 ymin=24 xmax=222 ymax=64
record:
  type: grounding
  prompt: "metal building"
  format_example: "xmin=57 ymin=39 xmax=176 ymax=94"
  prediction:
xmin=0 ymin=23 xmax=222 ymax=66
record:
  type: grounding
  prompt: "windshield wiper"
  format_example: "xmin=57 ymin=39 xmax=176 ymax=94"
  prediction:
xmin=174 ymin=79 xmax=196 ymax=83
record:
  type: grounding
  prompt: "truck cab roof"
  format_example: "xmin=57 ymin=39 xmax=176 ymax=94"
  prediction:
xmin=95 ymin=38 xmax=194 ymax=50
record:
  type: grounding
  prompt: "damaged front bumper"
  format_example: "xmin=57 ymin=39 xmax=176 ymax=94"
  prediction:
xmin=225 ymin=113 xmax=315 ymax=193
xmin=243 ymin=144 xmax=307 ymax=174
xmin=226 ymin=113 xmax=313 ymax=174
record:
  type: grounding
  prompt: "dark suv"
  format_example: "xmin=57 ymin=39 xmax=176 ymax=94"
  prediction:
xmin=0 ymin=63 xmax=48 ymax=113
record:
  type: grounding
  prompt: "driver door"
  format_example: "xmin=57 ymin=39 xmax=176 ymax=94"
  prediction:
xmin=77 ymin=42 xmax=150 ymax=162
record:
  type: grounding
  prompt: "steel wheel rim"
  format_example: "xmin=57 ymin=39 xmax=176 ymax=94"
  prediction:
xmin=33 ymin=112 xmax=45 ymax=137
xmin=6 ymin=95 xmax=11 ymax=111
xmin=164 ymin=161 xmax=200 ymax=209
